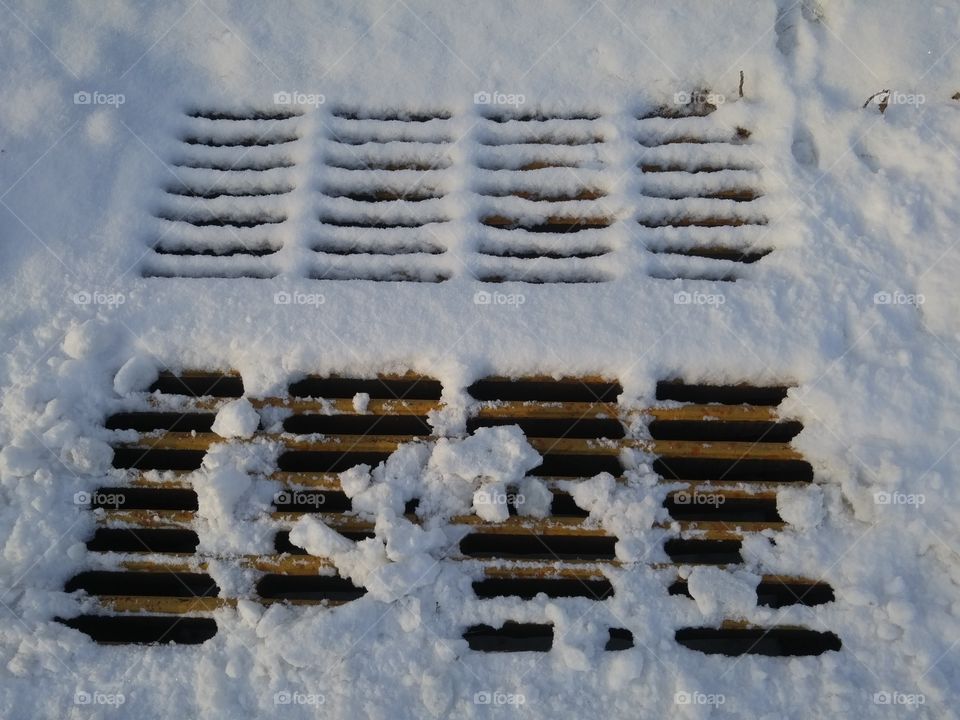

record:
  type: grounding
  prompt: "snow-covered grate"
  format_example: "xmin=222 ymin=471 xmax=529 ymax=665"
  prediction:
xmin=63 ymin=371 xmax=838 ymax=656
xmin=139 ymin=99 xmax=774 ymax=283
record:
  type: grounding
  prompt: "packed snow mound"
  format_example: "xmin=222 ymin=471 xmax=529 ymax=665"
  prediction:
xmin=211 ymin=398 xmax=261 ymax=439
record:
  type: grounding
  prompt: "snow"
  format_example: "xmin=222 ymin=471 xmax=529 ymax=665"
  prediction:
xmin=211 ymin=398 xmax=261 ymax=439
xmin=0 ymin=0 xmax=959 ymax=718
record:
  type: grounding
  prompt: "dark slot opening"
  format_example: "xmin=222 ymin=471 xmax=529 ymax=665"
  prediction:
xmin=59 ymin=615 xmax=217 ymax=644
xmin=675 ymin=627 xmax=841 ymax=656
xmin=548 ymin=492 xmax=589 ymax=518
xmin=289 ymin=376 xmax=442 ymax=400
xmin=463 ymin=623 xmax=554 ymax=652
xmin=652 ymin=247 xmax=770 ymax=264
xmin=153 ymin=244 xmax=280 ymax=258
xmin=86 ymin=528 xmax=200 ymax=554
xmin=649 ymin=420 xmax=802 ymax=443
xmin=638 ymin=217 xmax=765 ymax=229
xmin=274 ymin=529 xmax=374 ymax=555
xmin=641 ymin=163 xmax=755 ymax=173
xmin=273 ymin=490 xmax=352 ymax=513
xmin=460 ymin=534 xmax=616 ymax=561
xmin=481 ymin=219 xmax=609 ymax=233
xmin=182 ymin=135 xmax=298 ymax=147
xmin=664 ymin=497 xmax=781 ymax=523
xmin=664 ymin=539 xmax=742 ymax=564
xmin=532 ymin=454 xmax=623 ymax=478
xmin=106 ymin=412 xmax=217 ymax=432
xmin=111 ymin=448 xmax=205 ymax=471
xmin=173 ymin=159 xmax=295 ymax=172
xmin=669 ymin=580 xmax=834 ymax=608
xmin=468 ymin=379 xmax=621 ymax=403
xmin=255 ymin=574 xmax=366 ymax=601
xmin=283 ymin=414 xmax=432 ymax=436
xmin=148 ymin=373 xmax=244 ymax=398
xmin=656 ymin=381 xmax=789 ymax=406
xmin=331 ymin=109 xmax=452 ymax=122
xmin=322 ymin=189 xmax=444 ymax=203
xmin=466 ymin=417 xmax=624 ymax=439
xmin=277 ymin=451 xmax=393 ymax=473
xmin=164 ymin=185 xmax=293 ymax=199
xmin=475 ymin=273 xmax=608 ymax=285
xmin=186 ymin=108 xmax=301 ymax=121
xmin=653 ymin=458 xmax=813 ymax=483
xmin=472 ymin=578 xmax=613 ymax=600
xmin=155 ymin=213 xmax=286 ymax=228
xmin=312 ymin=240 xmax=444 ymax=256
xmin=91 ymin=487 xmax=198 ymax=511
xmin=606 ymin=628 xmax=635 ymax=651
xmin=318 ymin=216 xmax=445 ymax=229
xmin=477 ymin=245 xmax=609 ymax=260
xmin=481 ymin=111 xmax=601 ymax=122
xmin=65 ymin=571 xmax=219 ymax=598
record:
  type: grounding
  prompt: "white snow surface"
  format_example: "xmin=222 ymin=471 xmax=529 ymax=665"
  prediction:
xmin=0 ymin=1 xmax=959 ymax=718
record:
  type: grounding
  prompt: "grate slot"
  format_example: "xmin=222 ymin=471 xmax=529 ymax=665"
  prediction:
xmin=675 ymin=627 xmax=841 ymax=656
xmin=155 ymin=212 xmax=286 ymax=228
xmin=463 ymin=623 xmax=554 ymax=652
xmin=182 ymin=134 xmax=299 ymax=147
xmin=606 ymin=628 xmax=634 ymax=650
xmin=90 ymin=488 xmax=198 ymax=511
xmin=468 ymin=378 xmax=621 ymax=402
xmin=669 ymin=580 xmax=834 ymax=608
xmin=649 ymin=419 xmax=801 ymax=443
xmin=466 ymin=416 xmax=624 ymax=439
xmin=274 ymin=529 xmax=373 ymax=555
xmin=65 ymin=571 xmax=218 ymax=598
xmin=481 ymin=216 xmax=610 ymax=233
xmin=460 ymin=534 xmax=617 ymax=560
xmin=472 ymin=578 xmax=613 ymax=600
xmin=283 ymin=414 xmax=432 ymax=436
xmin=86 ymin=528 xmax=199 ymax=553
xmin=112 ymin=449 xmax=205 ymax=471
xmin=289 ymin=376 xmax=442 ymax=400
xmin=277 ymin=451 xmax=393 ymax=473
xmin=664 ymin=539 xmax=742 ymax=564
xmin=256 ymin=574 xmax=366 ymax=601
xmin=148 ymin=372 xmax=243 ymax=397
xmin=153 ymin=243 xmax=280 ymax=257
xmin=532 ymin=454 xmax=623 ymax=478
xmin=164 ymin=184 xmax=293 ymax=199
xmin=654 ymin=457 xmax=813 ymax=483
xmin=173 ymin=158 xmax=295 ymax=172
xmin=60 ymin=615 xmax=217 ymax=644
xmin=106 ymin=412 xmax=216 ymax=432
xmin=186 ymin=108 xmax=301 ymax=121
xmin=664 ymin=496 xmax=780 ymax=523
xmin=656 ymin=381 xmax=789 ymax=405
xmin=331 ymin=108 xmax=451 ymax=122
xmin=650 ymin=247 xmax=770 ymax=264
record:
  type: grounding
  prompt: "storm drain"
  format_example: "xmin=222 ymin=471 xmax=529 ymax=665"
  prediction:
xmin=140 ymin=97 xmax=774 ymax=283
xmin=63 ymin=370 xmax=838 ymax=656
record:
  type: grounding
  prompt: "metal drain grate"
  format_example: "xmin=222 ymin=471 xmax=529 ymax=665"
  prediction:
xmin=63 ymin=371 xmax=837 ymax=656
xmin=140 ymin=97 xmax=774 ymax=283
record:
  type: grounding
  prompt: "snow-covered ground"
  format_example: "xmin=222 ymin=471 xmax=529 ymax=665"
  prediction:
xmin=1 ymin=1 xmax=959 ymax=717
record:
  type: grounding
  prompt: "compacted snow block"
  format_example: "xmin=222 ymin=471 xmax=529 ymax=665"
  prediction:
xmin=63 ymin=369 xmax=838 ymax=657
